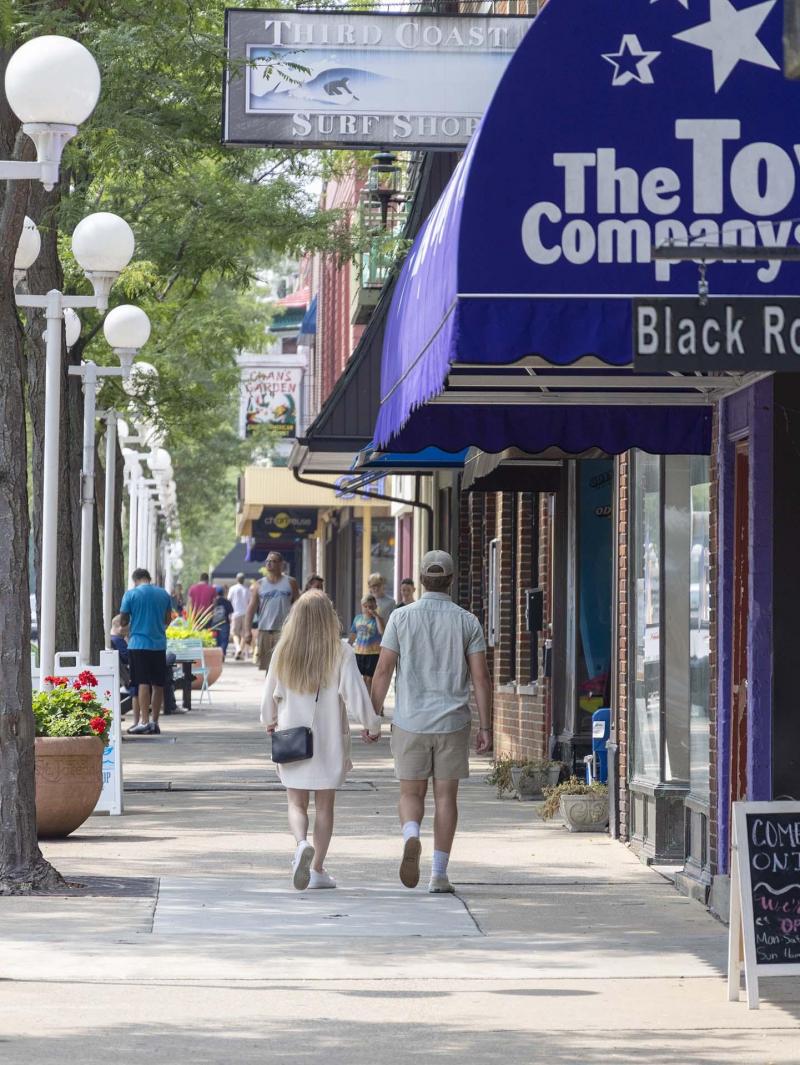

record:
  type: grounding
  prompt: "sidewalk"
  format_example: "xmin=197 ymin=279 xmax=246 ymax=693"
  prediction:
xmin=1 ymin=662 xmax=799 ymax=1063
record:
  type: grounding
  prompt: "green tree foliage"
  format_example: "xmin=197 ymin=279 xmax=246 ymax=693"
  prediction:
xmin=18 ymin=0 xmax=353 ymax=573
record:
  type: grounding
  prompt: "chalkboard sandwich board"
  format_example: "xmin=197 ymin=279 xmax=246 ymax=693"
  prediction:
xmin=728 ymin=801 xmax=800 ymax=1009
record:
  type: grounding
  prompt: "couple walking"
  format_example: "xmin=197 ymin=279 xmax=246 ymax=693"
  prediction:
xmin=260 ymin=550 xmax=493 ymax=894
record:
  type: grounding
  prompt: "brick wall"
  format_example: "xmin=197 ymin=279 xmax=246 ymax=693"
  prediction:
xmin=616 ymin=453 xmax=630 ymax=840
xmin=458 ymin=488 xmax=552 ymax=761
xmin=708 ymin=410 xmax=720 ymax=875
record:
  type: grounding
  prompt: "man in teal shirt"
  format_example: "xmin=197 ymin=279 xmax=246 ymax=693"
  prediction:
xmin=120 ymin=568 xmax=173 ymax=735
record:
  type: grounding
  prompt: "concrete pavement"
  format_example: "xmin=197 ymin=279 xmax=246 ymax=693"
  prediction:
xmin=1 ymin=661 xmax=799 ymax=1063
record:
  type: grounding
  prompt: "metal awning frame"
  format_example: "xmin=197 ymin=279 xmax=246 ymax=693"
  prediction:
xmin=433 ymin=360 xmax=772 ymax=408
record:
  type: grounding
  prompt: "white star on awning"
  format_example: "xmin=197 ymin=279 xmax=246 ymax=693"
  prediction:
xmin=674 ymin=0 xmax=779 ymax=91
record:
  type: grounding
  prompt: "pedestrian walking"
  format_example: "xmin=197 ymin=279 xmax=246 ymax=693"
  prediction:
xmin=211 ymin=585 xmax=234 ymax=657
xmin=187 ymin=572 xmax=215 ymax=615
xmin=119 ymin=568 xmax=173 ymax=736
xmin=370 ymin=550 xmax=493 ymax=894
xmin=348 ymin=594 xmax=384 ymax=694
xmin=367 ymin=572 xmax=396 ymax=625
xmin=303 ymin=574 xmax=325 ymax=593
xmin=228 ymin=573 xmax=250 ymax=660
xmin=261 ymin=591 xmax=382 ymax=890
xmin=245 ymin=551 xmax=299 ymax=672
xmin=397 ymin=578 xmax=416 ymax=607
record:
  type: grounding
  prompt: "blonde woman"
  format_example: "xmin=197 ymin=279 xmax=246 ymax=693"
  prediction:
xmin=261 ymin=591 xmax=382 ymax=891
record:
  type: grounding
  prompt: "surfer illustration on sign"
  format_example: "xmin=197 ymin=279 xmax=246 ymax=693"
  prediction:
xmin=252 ymin=52 xmax=396 ymax=109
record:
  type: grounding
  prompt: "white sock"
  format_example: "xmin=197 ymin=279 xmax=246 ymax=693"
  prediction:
xmin=432 ymin=850 xmax=450 ymax=878
xmin=402 ymin=821 xmax=420 ymax=843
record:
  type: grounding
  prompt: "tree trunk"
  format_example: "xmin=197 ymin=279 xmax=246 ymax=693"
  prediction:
xmin=0 ymin=48 xmax=64 ymax=892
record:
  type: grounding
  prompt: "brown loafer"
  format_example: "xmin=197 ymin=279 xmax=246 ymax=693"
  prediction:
xmin=399 ymin=836 xmax=421 ymax=889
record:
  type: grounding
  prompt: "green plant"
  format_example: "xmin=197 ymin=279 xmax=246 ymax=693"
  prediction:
xmin=33 ymin=672 xmax=112 ymax=748
xmin=541 ymin=777 xmax=609 ymax=821
xmin=167 ymin=606 xmax=217 ymax=647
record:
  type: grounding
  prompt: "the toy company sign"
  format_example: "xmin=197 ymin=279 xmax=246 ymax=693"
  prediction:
xmin=522 ymin=120 xmax=800 ymax=284
xmin=223 ymin=9 xmax=530 ymax=149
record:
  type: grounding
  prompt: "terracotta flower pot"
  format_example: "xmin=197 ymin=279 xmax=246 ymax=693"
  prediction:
xmin=35 ymin=736 xmax=103 ymax=839
xmin=191 ymin=646 xmax=224 ymax=689
xmin=559 ymin=792 xmax=609 ymax=833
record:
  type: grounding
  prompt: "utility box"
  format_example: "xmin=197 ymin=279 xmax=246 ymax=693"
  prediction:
xmin=590 ymin=707 xmax=611 ymax=784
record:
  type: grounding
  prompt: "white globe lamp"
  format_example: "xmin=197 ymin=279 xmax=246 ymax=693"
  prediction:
xmin=148 ymin=447 xmax=172 ymax=473
xmin=104 ymin=304 xmax=151 ymax=377
xmin=4 ymin=36 xmax=101 ymax=190
xmin=14 ymin=216 xmax=41 ymax=284
xmin=71 ymin=212 xmax=135 ymax=310
xmin=63 ymin=307 xmax=81 ymax=350
xmin=123 ymin=362 xmax=158 ymax=399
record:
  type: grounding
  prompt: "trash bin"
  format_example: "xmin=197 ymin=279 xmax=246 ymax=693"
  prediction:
xmin=589 ymin=707 xmax=611 ymax=784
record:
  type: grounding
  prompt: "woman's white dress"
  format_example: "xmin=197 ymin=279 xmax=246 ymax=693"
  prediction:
xmin=260 ymin=642 xmax=382 ymax=790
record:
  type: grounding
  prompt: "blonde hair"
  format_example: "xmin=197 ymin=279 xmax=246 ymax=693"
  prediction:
xmin=368 ymin=572 xmax=384 ymax=587
xmin=271 ymin=591 xmax=342 ymax=694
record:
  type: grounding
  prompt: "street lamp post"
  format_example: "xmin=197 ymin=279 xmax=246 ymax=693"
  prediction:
xmin=15 ymin=218 xmax=137 ymax=682
xmin=69 ymin=305 xmax=151 ymax=665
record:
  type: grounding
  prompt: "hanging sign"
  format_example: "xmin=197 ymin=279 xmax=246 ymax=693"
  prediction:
xmin=253 ymin=507 xmax=317 ymax=538
xmin=240 ymin=366 xmax=302 ymax=438
xmin=223 ymin=8 xmax=530 ymax=149
xmin=728 ymin=801 xmax=800 ymax=1009
xmin=634 ymin=297 xmax=800 ymax=370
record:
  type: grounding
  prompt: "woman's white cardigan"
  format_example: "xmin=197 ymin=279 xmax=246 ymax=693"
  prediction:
xmin=260 ymin=642 xmax=382 ymax=790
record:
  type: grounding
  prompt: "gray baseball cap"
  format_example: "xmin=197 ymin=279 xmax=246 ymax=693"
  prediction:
xmin=420 ymin=550 xmax=454 ymax=577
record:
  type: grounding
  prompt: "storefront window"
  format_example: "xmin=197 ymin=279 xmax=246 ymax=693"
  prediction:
xmin=632 ymin=453 xmax=661 ymax=782
xmin=689 ymin=456 xmax=711 ymax=800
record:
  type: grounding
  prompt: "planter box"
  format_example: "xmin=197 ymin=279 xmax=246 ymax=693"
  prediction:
xmin=559 ymin=792 xmax=609 ymax=832
xmin=35 ymin=736 xmax=103 ymax=839
xmin=517 ymin=769 xmax=548 ymax=801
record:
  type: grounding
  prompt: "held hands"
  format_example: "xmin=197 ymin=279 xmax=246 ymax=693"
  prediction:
xmin=266 ymin=724 xmax=276 ymax=735
xmin=361 ymin=728 xmax=380 ymax=744
xmin=475 ymin=727 xmax=493 ymax=754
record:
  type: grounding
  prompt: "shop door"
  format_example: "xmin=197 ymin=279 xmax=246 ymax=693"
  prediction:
xmin=730 ymin=442 xmax=749 ymax=810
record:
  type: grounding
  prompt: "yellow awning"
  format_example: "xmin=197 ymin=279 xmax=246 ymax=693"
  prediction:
xmin=237 ymin=466 xmax=386 ymax=536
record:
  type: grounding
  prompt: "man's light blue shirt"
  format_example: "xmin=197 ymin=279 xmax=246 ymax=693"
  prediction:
xmin=380 ymin=592 xmax=486 ymax=734
xmin=120 ymin=583 xmax=171 ymax=650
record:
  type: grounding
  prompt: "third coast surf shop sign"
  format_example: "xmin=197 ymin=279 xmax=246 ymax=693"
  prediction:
xmin=223 ymin=8 xmax=530 ymax=149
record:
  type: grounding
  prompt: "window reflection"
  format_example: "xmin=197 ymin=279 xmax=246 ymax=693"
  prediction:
xmin=633 ymin=453 xmax=661 ymax=782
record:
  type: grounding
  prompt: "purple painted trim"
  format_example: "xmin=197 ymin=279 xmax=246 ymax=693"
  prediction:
xmin=715 ymin=380 xmax=773 ymax=875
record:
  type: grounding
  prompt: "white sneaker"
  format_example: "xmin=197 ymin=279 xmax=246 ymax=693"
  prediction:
xmin=292 ymin=841 xmax=315 ymax=891
xmin=309 ymin=869 xmax=336 ymax=889
xmin=428 ymin=875 xmax=455 ymax=894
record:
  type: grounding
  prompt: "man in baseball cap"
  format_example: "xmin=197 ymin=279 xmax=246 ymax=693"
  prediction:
xmin=370 ymin=549 xmax=493 ymax=895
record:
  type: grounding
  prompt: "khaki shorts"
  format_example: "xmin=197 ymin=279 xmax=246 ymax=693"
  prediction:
xmin=256 ymin=630 xmax=280 ymax=672
xmin=391 ymin=723 xmax=471 ymax=781
xmin=232 ymin=614 xmax=248 ymax=638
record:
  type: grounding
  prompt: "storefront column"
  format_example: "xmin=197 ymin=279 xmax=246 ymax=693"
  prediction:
xmin=361 ymin=507 xmax=372 ymax=596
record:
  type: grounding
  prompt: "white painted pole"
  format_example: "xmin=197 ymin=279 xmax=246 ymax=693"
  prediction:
xmin=127 ymin=461 xmax=139 ymax=582
xmin=136 ymin=482 xmax=149 ymax=574
xmin=38 ymin=290 xmax=64 ymax=687
xmin=78 ymin=361 xmax=98 ymax=666
xmin=102 ymin=412 xmax=117 ymax=648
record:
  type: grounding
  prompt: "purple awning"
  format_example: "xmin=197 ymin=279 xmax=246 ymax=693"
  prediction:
xmin=374 ymin=0 xmax=798 ymax=456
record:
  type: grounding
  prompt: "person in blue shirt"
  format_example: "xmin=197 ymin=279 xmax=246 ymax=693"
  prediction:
xmin=119 ymin=568 xmax=173 ymax=736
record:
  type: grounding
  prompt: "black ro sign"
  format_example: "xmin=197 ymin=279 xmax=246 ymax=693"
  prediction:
xmin=633 ymin=298 xmax=800 ymax=371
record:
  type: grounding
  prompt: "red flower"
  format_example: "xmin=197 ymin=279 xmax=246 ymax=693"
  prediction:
xmin=73 ymin=680 xmax=82 ymax=690
xmin=89 ymin=717 xmax=106 ymax=734
xmin=79 ymin=690 xmax=94 ymax=704
xmin=45 ymin=675 xmax=69 ymax=687
xmin=78 ymin=670 xmax=98 ymax=687
xmin=104 ymin=690 xmax=111 ymax=698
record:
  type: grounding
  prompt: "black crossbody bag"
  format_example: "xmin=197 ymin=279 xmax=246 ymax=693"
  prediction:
xmin=270 ymin=686 xmax=319 ymax=764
